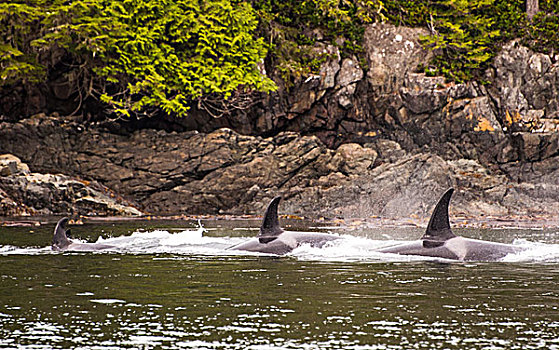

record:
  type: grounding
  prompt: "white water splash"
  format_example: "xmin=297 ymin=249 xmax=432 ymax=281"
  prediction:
xmin=502 ymin=239 xmax=559 ymax=263
xmin=92 ymin=223 xmax=244 ymax=255
xmin=2 ymin=223 xmax=559 ymax=262
xmin=288 ymin=237 xmax=449 ymax=263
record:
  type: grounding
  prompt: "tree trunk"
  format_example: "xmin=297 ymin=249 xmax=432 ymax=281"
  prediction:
xmin=526 ymin=0 xmax=539 ymax=20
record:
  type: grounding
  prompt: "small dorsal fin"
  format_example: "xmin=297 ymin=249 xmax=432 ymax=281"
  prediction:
xmin=52 ymin=217 xmax=72 ymax=250
xmin=421 ymin=188 xmax=456 ymax=247
xmin=258 ymin=196 xmax=284 ymax=244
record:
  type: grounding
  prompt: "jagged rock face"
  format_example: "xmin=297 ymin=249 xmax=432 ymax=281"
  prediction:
xmin=490 ymin=41 xmax=559 ymax=121
xmin=0 ymin=153 xmax=142 ymax=216
xmin=1 ymin=119 xmax=558 ymax=218
xmin=0 ymin=154 xmax=30 ymax=176
xmin=364 ymin=23 xmax=431 ymax=95
xmin=484 ymin=41 xmax=559 ymax=166
xmin=245 ymin=24 xmax=559 ymax=169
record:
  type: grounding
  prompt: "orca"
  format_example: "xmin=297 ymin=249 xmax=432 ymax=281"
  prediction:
xmin=52 ymin=217 xmax=114 ymax=252
xmin=228 ymin=197 xmax=340 ymax=255
xmin=377 ymin=188 xmax=524 ymax=261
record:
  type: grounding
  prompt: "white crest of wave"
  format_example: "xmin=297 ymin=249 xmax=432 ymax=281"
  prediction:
xmin=502 ymin=240 xmax=559 ymax=262
xmin=0 ymin=245 xmax=51 ymax=255
xmin=161 ymin=226 xmax=207 ymax=246
xmin=91 ymin=221 xmax=250 ymax=255
xmin=3 ymin=222 xmax=559 ymax=262
xmin=288 ymin=235 xmax=430 ymax=262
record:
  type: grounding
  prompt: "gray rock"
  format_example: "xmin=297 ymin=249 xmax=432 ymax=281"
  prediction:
xmin=512 ymin=132 xmax=559 ymax=162
xmin=288 ymin=87 xmax=319 ymax=115
xmin=335 ymin=84 xmax=357 ymax=108
xmin=329 ymin=143 xmax=377 ymax=177
xmin=1 ymin=27 xmax=559 ymax=221
xmin=317 ymin=44 xmax=341 ymax=90
xmin=363 ymin=23 xmax=431 ymax=94
xmin=400 ymin=73 xmax=448 ymax=114
xmin=366 ymin=139 xmax=406 ymax=163
xmin=0 ymin=154 xmax=30 ymax=176
xmin=0 ymin=154 xmax=142 ymax=216
xmin=491 ymin=41 xmax=559 ymax=129
xmin=0 ymin=187 xmax=31 ymax=216
xmin=2 ymin=117 xmax=558 ymax=219
xmin=336 ymin=58 xmax=363 ymax=87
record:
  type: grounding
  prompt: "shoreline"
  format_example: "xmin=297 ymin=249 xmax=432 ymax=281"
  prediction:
xmin=2 ymin=214 xmax=558 ymax=230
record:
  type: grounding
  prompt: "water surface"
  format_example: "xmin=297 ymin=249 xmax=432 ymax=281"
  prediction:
xmin=1 ymin=219 xmax=558 ymax=349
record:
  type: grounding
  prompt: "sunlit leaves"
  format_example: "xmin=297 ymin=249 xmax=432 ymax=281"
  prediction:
xmin=80 ymin=0 xmax=275 ymax=117
xmin=2 ymin=0 xmax=559 ymax=116
xmin=420 ymin=0 xmax=500 ymax=82
xmin=1 ymin=0 xmax=275 ymax=117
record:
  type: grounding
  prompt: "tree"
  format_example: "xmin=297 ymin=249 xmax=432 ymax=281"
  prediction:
xmin=526 ymin=0 xmax=539 ymax=20
xmin=1 ymin=0 xmax=276 ymax=119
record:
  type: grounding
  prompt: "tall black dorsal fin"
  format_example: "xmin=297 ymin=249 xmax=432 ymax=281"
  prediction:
xmin=258 ymin=196 xmax=284 ymax=244
xmin=421 ymin=188 xmax=456 ymax=247
xmin=52 ymin=217 xmax=72 ymax=250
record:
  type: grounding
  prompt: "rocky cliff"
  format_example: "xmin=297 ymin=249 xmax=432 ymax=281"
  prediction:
xmin=1 ymin=24 xmax=558 ymax=220
xmin=169 ymin=24 xmax=559 ymax=162
xmin=1 ymin=116 xmax=558 ymax=219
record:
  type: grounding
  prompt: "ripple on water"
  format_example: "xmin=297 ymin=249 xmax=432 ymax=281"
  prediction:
xmin=90 ymin=299 xmax=126 ymax=304
xmin=1 ymin=223 xmax=559 ymax=349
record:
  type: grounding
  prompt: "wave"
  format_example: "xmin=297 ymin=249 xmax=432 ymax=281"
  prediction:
xmin=2 ymin=224 xmax=558 ymax=262
xmin=290 ymin=237 xmax=559 ymax=263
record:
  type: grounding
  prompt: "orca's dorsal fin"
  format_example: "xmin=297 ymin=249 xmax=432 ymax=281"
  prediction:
xmin=421 ymin=188 xmax=457 ymax=248
xmin=257 ymin=196 xmax=284 ymax=244
xmin=52 ymin=217 xmax=72 ymax=250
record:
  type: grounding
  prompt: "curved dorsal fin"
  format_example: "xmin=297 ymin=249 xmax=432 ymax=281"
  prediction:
xmin=421 ymin=189 xmax=456 ymax=247
xmin=258 ymin=196 xmax=284 ymax=244
xmin=52 ymin=217 xmax=72 ymax=249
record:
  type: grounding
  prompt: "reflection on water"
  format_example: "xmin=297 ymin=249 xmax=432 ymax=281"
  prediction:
xmin=1 ymin=219 xmax=559 ymax=349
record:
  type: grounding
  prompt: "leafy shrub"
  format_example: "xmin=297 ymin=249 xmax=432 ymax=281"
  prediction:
xmin=383 ymin=0 xmax=430 ymax=26
xmin=2 ymin=0 xmax=559 ymax=119
xmin=2 ymin=0 xmax=276 ymax=118
xmin=0 ymin=2 xmax=45 ymax=84
xmin=418 ymin=0 xmax=501 ymax=83
xmin=251 ymin=0 xmax=384 ymax=84
xmin=523 ymin=4 xmax=559 ymax=54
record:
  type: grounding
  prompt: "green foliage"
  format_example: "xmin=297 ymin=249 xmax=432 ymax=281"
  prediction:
xmin=418 ymin=0 xmax=500 ymax=83
xmin=382 ymin=0 xmax=559 ymax=83
xmin=383 ymin=0 xmax=430 ymax=26
xmin=2 ymin=0 xmax=275 ymax=117
xmin=527 ymin=14 xmax=559 ymax=54
xmin=487 ymin=0 xmax=525 ymax=42
xmin=540 ymin=0 xmax=559 ymax=13
xmin=251 ymin=0 xmax=384 ymax=84
xmin=262 ymin=0 xmax=559 ymax=86
xmin=2 ymin=0 xmax=559 ymax=119
xmin=522 ymin=2 xmax=559 ymax=55
xmin=0 ymin=2 xmax=45 ymax=84
xmin=488 ymin=0 xmax=559 ymax=65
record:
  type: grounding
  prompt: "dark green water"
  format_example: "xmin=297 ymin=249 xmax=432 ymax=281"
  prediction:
xmin=1 ymin=220 xmax=559 ymax=349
